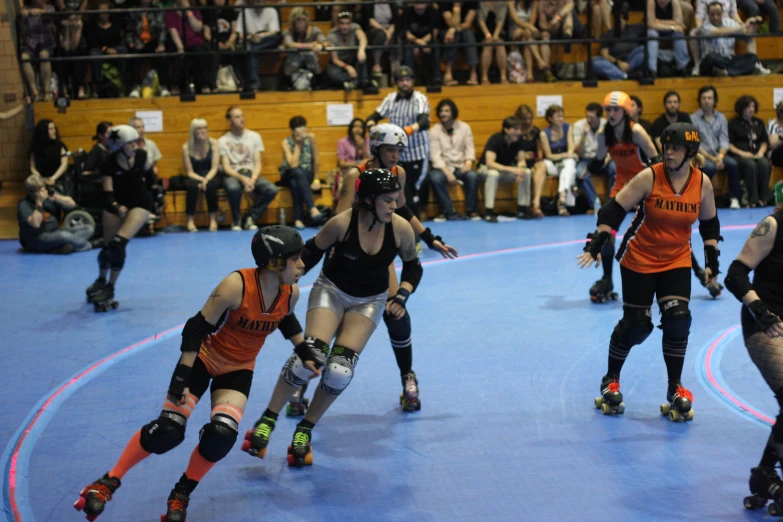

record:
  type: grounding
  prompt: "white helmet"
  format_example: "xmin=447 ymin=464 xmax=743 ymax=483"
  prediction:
xmin=370 ymin=123 xmax=408 ymax=156
xmin=107 ymin=124 xmax=140 ymax=153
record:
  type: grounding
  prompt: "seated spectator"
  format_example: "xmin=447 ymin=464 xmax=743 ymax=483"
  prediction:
xmin=646 ymin=0 xmax=690 ymax=77
xmin=282 ymin=8 xmax=326 ymax=91
xmin=126 ymin=0 xmax=171 ymax=98
xmin=591 ymin=3 xmax=650 ymax=81
xmin=336 ymin=117 xmax=370 ymax=181
xmin=326 ymin=11 xmax=370 ymax=91
xmin=207 ymin=0 xmax=241 ymax=90
xmin=83 ymin=121 xmax=112 ymax=177
xmin=402 ymin=2 xmax=441 ymax=85
xmin=20 ymin=0 xmax=56 ymax=101
xmin=514 ymin=104 xmax=547 ymax=216
xmin=18 ymin=173 xmax=94 ymax=254
xmin=690 ymin=85 xmax=742 ymax=208
xmin=219 ymin=106 xmax=279 ymax=230
xmin=182 ymin=118 xmax=220 ymax=232
xmin=572 ymin=102 xmax=615 ymax=213
xmin=429 ymin=99 xmax=480 ymax=221
xmin=236 ymin=0 xmax=282 ymax=92
xmin=55 ymin=0 xmax=87 ymax=99
xmin=736 ymin=0 xmax=778 ymax=34
xmin=540 ymin=104 xmax=578 ymax=216
xmin=766 ymin=101 xmax=783 ymax=168
xmin=652 ymin=90 xmax=692 ymax=152
xmin=698 ymin=1 xmax=769 ymax=77
xmin=508 ymin=0 xmax=544 ymax=83
xmin=85 ymin=2 xmax=127 ymax=97
xmin=129 ymin=118 xmax=162 ymax=177
xmin=438 ymin=2 xmax=478 ymax=85
xmin=479 ymin=116 xmax=538 ymax=221
xmin=478 ymin=1 xmax=509 ymax=84
xmin=29 ymin=119 xmax=69 ymax=193
xmin=166 ymin=0 xmax=217 ymax=95
xmin=729 ymin=94 xmax=770 ymax=207
xmin=279 ymin=116 xmax=324 ymax=230
xmin=536 ymin=0 xmax=582 ymax=68
xmin=364 ymin=2 xmax=401 ymax=77
xmin=629 ymin=95 xmax=653 ymax=136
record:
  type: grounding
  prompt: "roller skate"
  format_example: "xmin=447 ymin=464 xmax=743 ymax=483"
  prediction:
xmin=400 ymin=372 xmax=421 ymax=412
xmin=589 ymin=278 xmax=618 ymax=304
xmin=242 ymin=414 xmax=276 ymax=458
xmin=744 ymin=466 xmax=783 ymax=512
xmin=73 ymin=473 xmax=121 ymax=520
xmin=85 ymin=277 xmax=107 ymax=303
xmin=287 ymin=424 xmax=313 ymax=468
xmin=286 ymin=383 xmax=309 ymax=417
xmin=92 ymin=283 xmax=119 ymax=312
xmin=160 ymin=474 xmax=197 ymax=522
xmin=661 ymin=382 xmax=694 ymax=421
xmin=594 ymin=374 xmax=625 ymax=415
xmin=694 ymin=267 xmax=723 ymax=298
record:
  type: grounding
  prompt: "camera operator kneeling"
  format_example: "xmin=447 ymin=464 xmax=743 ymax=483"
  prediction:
xmin=18 ymin=173 xmax=94 ymax=254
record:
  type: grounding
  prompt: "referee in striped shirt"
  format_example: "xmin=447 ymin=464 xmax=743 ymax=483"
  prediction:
xmin=366 ymin=66 xmax=431 ymax=215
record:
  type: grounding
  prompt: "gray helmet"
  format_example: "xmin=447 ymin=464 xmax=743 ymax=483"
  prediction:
xmin=251 ymin=225 xmax=304 ymax=267
xmin=107 ymin=124 xmax=140 ymax=153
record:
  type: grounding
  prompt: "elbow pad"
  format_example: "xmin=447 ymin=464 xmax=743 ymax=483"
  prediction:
xmin=103 ymin=191 xmax=120 ymax=215
xmin=396 ymin=204 xmax=415 ymax=222
xmin=180 ymin=311 xmax=216 ymax=353
xmin=278 ymin=313 xmax=303 ymax=340
xmin=587 ymin=158 xmax=604 ymax=175
xmin=302 ymin=237 xmax=326 ymax=273
xmin=699 ymin=215 xmax=721 ymax=242
xmin=416 ymin=113 xmax=430 ymax=131
xmin=401 ymin=258 xmax=423 ymax=293
xmin=597 ymin=199 xmax=626 ymax=232
xmin=724 ymin=260 xmax=754 ymax=303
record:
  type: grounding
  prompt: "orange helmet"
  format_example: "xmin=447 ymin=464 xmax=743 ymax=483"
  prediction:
xmin=602 ymin=91 xmax=633 ymax=114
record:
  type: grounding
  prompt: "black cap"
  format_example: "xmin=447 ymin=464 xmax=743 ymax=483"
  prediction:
xmin=356 ymin=168 xmax=401 ymax=207
xmin=395 ymin=66 xmax=414 ymax=81
xmin=660 ymin=122 xmax=701 ymax=158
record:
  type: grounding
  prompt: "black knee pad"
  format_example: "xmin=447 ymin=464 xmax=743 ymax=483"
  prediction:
xmin=198 ymin=417 xmax=239 ymax=463
xmin=383 ymin=309 xmax=411 ymax=342
xmin=140 ymin=414 xmax=186 ymax=455
xmin=659 ymin=299 xmax=692 ymax=339
xmin=107 ymin=235 xmax=129 ymax=271
xmin=612 ymin=306 xmax=654 ymax=347
xmin=97 ymin=247 xmax=110 ymax=270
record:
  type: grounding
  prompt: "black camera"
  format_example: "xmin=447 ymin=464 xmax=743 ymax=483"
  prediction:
xmin=46 ymin=185 xmax=55 ymax=196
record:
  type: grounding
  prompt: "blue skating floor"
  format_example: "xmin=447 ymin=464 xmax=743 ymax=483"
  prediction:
xmin=1 ymin=208 xmax=780 ymax=522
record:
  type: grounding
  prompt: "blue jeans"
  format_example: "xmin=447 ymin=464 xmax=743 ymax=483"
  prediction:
xmin=591 ymin=46 xmax=645 ymax=80
xmin=646 ymin=29 xmax=690 ymax=72
xmin=24 ymin=224 xmax=93 ymax=253
xmin=576 ymin=159 xmax=616 ymax=207
xmin=246 ymin=34 xmax=283 ymax=87
xmin=280 ymin=167 xmax=315 ymax=221
xmin=222 ymin=171 xmax=279 ymax=224
xmin=701 ymin=155 xmax=741 ymax=200
xmin=429 ymin=167 xmax=480 ymax=214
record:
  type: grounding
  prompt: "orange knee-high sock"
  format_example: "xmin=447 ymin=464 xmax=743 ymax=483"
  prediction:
xmin=184 ymin=403 xmax=243 ymax=482
xmin=108 ymin=431 xmax=151 ymax=480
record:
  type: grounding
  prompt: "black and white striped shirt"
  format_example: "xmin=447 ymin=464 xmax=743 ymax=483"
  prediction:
xmin=374 ymin=91 xmax=430 ymax=162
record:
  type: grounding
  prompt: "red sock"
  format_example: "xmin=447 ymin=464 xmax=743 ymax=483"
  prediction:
xmin=108 ymin=430 xmax=151 ymax=480
xmin=183 ymin=446 xmax=217 ymax=482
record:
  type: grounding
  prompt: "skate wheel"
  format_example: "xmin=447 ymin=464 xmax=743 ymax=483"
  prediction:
xmin=241 ymin=439 xmax=251 ymax=452
xmin=594 ymin=397 xmax=603 ymax=409
xmin=770 ymin=501 xmax=782 ymax=516
xmin=600 ymin=402 xmax=612 ymax=415
xmin=86 ymin=515 xmax=99 ymax=522
xmin=73 ymin=496 xmax=86 ymax=511
xmin=616 ymin=403 xmax=625 ymax=414
xmin=685 ymin=409 xmax=694 ymax=421
xmin=287 ymin=454 xmax=295 ymax=466
xmin=744 ymin=495 xmax=767 ymax=510
xmin=111 ymin=301 xmax=119 ymax=309
xmin=244 ymin=430 xmax=252 ymax=441
xmin=660 ymin=403 xmax=670 ymax=415
xmin=609 ymin=293 xmax=618 ymax=300
xmin=669 ymin=409 xmax=681 ymax=422
xmin=304 ymin=452 xmax=313 ymax=465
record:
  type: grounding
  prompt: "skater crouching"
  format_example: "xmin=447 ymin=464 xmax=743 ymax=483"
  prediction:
xmin=85 ymin=125 xmax=158 ymax=311
xmin=577 ymin=123 xmax=720 ymax=420
xmin=75 ymin=226 xmax=306 ymax=521
xmin=724 ymin=181 xmax=783 ymax=511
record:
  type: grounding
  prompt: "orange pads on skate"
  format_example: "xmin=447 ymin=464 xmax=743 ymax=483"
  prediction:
xmin=162 ymin=393 xmax=198 ymax=420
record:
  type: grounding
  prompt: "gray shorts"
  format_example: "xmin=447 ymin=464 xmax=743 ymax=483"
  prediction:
xmin=308 ymin=273 xmax=388 ymax=326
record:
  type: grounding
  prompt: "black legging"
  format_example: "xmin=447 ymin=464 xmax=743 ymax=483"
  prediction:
xmin=184 ymin=177 xmax=220 ymax=215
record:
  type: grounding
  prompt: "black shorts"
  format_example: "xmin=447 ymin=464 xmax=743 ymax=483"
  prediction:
xmin=188 ymin=356 xmax=254 ymax=400
xmin=116 ymin=190 xmax=155 ymax=213
xmin=620 ymin=265 xmax=691 ymax=308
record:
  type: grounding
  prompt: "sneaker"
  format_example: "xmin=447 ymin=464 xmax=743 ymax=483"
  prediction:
xmin=129 ymin=86 xmax=140 ymax=98
xmin=468 ymin=212 xmax=482 ymax=221
xmin=730 ymin=198 xmax=740 ymax=209
xmin=433 ymin=214 xmax=447 ymax=223
xmin=231 ymin=222 xmax=242 ymax=231
xmin=244 ymin=217 xmax=258 ymax=231
xmin=691 ymin=62 xmax=701 ymax=77
xmin=485 ymin=214 xmax=498 ymax=223
xmin=343 ymin=81 xmax=354 ymax=92
xmin=446 ymin=211 xmax=466 ymax=221
xmin=755 ymin=62 xmax=771 ymax=75
xmin=159 ymin=87 xmax=171 ymax=97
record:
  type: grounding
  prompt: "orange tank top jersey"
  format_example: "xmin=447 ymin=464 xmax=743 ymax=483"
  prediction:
xmin=198 ymin=268 xmax=292 ymax=375
xmin=358 ymin=162 xmax=398 ymax=176
xmin=617 ymin=163 xmax=703 ymax=274
xmin=608 ymin=141 xmax=647 ymax=198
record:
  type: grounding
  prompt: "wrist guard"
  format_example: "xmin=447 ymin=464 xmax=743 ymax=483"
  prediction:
xmin=748 ymin=300 xmax=782 ymax=331
xmin=392 ymin=287 xmax=411 ymax=308
xmin=103 ymin=191 xmax=120 ymax=215
xmin=584 ymin=231 xmax=611 ymax=259
xmin=704 ymin=244 xmax=720 ymax=276
xmin=419 ymin=227 xmax=442 ymax=249
xmin=168 ymin=364 xmax=191 ymax=401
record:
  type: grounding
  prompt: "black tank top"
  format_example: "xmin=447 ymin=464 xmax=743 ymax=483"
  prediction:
xmin=190 ymin=143 xmax=212 ymax=177
xmin=741 ymin=210 xmax=783 ymax=338
xmin=101 ymin=149 xmax=154 ymax=204
xmin=655 ymin=2 xmax=673 ymax=21
xmin=322 ymin=209 xmax=398 ymax=297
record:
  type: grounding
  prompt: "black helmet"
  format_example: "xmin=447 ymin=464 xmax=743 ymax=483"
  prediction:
xmin=251 ymin=225 xmax=304 ymax=267
xmin=395 ymin=65 xmax=414 ymax=81
xmin=356 ymin=169 xmax=401 ymax=207
xmin=660 ymin=123 xmax=701 ymax=159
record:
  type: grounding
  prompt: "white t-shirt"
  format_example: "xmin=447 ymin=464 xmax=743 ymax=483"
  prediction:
xmin=236 ymin=3 xmax=280 ymax=35
xmin=142 ymin=137 xmax=162 ymax=164
xmin=572 ymin=117 xmax=606 ymax=160
xmin=219 ymin=129 xmax=265 ymax=172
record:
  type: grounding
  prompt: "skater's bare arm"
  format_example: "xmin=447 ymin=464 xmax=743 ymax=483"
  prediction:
xmin=614 ymin=168 xmax=654 ymax=211
xmin=632 ymin=123 xmax=659 ymax=161
xmin=387 ymin=217 xmax=420 ymax=318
